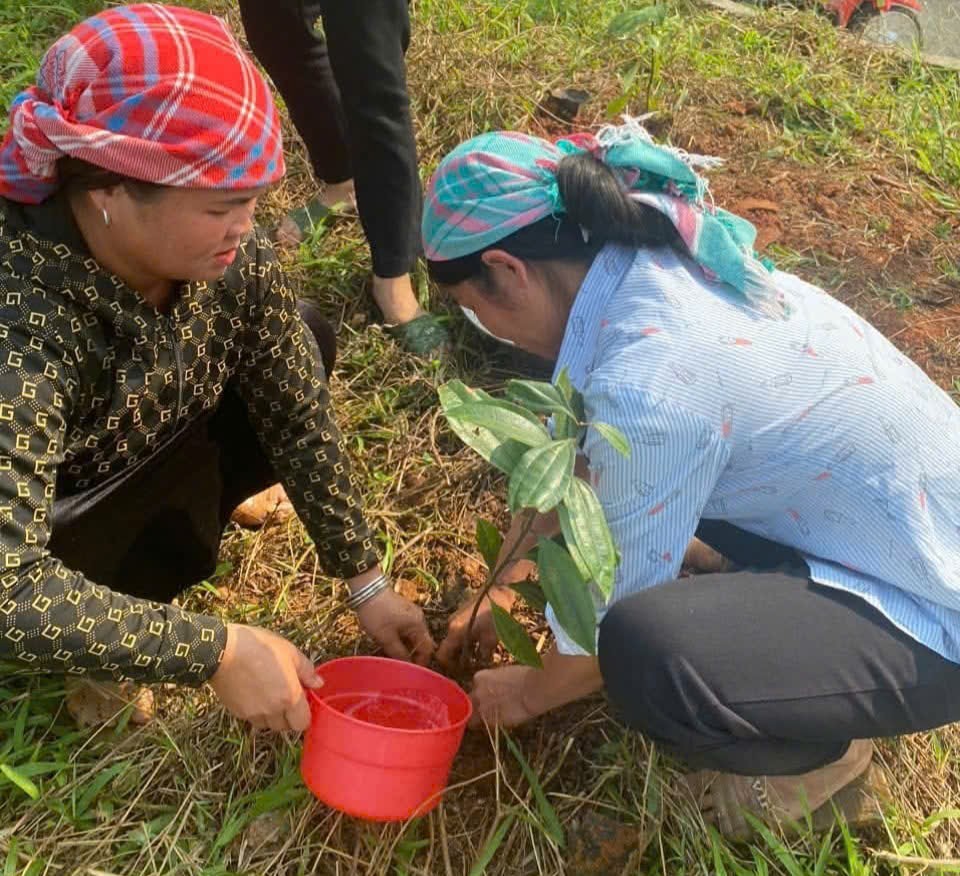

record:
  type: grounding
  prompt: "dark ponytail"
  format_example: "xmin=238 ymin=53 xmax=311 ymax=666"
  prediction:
xmin=427 ymin=151 xmax=685 ymax=286
xmin=558 ymin=152 xmax=683 ymax=250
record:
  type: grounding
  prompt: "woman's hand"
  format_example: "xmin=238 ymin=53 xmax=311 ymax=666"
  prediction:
xmin=470 ymin=649 xmax=605 ymax=729
xmin=436 ymin=560 xmax=534 ymax=669
xmin=438 ymin=508 xmax=560 ymax=668
xmin=356 ymin=588 xmax=436 ymax=665
xmin=210 ymin=623 xmax=322 ymax=732
xmin=469 ymin=664 xmax=542 ymax=728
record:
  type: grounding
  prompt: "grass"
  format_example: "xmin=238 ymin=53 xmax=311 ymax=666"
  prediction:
xmin=2 ymin=0 xmax=960 ymax=873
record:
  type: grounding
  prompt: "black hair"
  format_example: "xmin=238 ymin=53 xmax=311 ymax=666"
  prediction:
xmin=427 ymin=151 xmax=686 ymax=286
xmin=57 ymin=156 xmax=166 ymax=201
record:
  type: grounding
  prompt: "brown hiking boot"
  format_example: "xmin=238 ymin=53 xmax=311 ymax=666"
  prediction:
xmin=809 ymin=761 xmax=889 ymax=833
xmin=231 ymin=483 xmax=295 ymax=528
xmin=684 ymin=739 xmax=877 ymax=840
xmin=65 ymin=678 xmax=155 ymax=728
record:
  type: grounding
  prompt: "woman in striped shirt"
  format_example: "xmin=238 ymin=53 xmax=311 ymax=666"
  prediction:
xmin=424 ymin=124 xmax=960 ymax=839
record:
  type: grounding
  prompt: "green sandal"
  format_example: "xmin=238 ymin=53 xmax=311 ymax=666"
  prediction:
xmin=387 ymin=313 xmax=451 ymax=357
xmin=272 ymin=197 xmax=357 ymax=248
xmin=272 ymin=200 xmax=331 ymax=248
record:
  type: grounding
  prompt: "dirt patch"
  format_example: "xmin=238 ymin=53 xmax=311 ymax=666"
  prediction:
xmin=567 ymin=808 xmax=657 ymax=875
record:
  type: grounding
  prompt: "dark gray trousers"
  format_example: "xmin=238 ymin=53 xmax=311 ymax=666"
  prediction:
xmin=598 ymin=522 xmax=960 ymax=775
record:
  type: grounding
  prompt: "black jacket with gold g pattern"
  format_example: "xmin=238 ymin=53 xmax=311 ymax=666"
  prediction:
xmin=0 ymin=197 xmax=379 ymax=684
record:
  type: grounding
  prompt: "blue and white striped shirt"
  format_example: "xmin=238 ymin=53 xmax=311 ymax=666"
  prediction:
xmin=548 ymin=244 xmax=960 ymax=660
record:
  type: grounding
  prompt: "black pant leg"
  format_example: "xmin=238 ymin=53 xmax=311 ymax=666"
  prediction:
xmin=50 ymin=421 xmax=226 ymax=604
xmin=598 ymin=570 xmax=960 ymax=776
xmin=237 ymin=0 xmax=352 ymax=183
xmin=319 ymin=0 xmax=420 ymax=278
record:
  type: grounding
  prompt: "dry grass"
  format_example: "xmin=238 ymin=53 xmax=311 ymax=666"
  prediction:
xmin=3 ymin=0 xmax=960 ymax=873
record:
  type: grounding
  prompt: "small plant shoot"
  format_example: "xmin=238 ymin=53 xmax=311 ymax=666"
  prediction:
xmin=439 ymin=370 xmax=630 ymax=666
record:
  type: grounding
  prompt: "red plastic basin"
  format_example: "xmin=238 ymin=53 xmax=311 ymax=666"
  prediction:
xmin=301 ymin=656 xmax=472 ymax=821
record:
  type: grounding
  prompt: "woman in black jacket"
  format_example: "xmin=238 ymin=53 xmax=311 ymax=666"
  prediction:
xmin=0 ymin=4 xmax=433 ymax=731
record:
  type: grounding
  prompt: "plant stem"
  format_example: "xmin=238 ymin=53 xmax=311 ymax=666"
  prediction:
xmin=461 ymin=508 xmax=538 ymax=667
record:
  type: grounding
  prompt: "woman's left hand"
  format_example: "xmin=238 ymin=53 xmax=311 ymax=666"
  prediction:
xmin=356 ymin=589 xmax=436 ymax=665
xmin=469 ymin=665 xmax=543 ymax=728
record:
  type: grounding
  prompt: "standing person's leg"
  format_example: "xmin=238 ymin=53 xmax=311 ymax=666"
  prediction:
xmin=319 ymin=0 xmax=418 ymax=283
xmin=598 ymin=569 xmax=960 ymax=837
xmin=319 ymin=0 xmax=447 ymax=350
xmin=236 ymin=0 xmax=352 ymax=197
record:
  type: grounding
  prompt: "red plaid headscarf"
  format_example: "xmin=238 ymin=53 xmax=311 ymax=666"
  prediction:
xmin=0 ymin=4 xmax=285 ymax=204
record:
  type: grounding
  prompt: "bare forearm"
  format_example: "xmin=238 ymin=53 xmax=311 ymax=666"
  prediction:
xmin=522 ymin=647 xmax=603 ymax=716
xmin=500 ymin=509 xmax=560 ymax=563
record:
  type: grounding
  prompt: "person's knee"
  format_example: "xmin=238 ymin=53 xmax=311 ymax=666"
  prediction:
xmin=599 ymin=592 xmax=676 ymax=721
xmin=295 ymin=299 xmax=337 ymax=376
xmin=599 ymin=586 xmax=715 ymax=740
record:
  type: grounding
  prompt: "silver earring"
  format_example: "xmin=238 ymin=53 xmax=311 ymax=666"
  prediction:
xmin=101 ymin=208 xmax=111 ymax=228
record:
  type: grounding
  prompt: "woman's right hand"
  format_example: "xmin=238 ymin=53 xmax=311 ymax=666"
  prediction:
xmin=436 ymin=559 xmax=534 ymax=668
xmin=209 ymin=623 xmax=322 ymax=732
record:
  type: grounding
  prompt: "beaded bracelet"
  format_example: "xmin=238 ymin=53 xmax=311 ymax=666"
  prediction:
xmin=345 ymin=573 xmax=391 ymax=611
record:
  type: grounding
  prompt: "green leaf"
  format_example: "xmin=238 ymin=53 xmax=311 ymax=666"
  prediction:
xmin=502 ymin=732 xmax=565 ymax=846
xmin=4 ymin=837 xmax=19 ymax=876
xmin=3 ymin=761 xmax=66 ymax=779
xmin=490 ymin=604 xmax=543 ymax=668
xmin=507 ymin=439 xmax=576 ymax=513
xmin=537 ymin=538 xmax=597 ymax=655
xmin=0 ymin=763 xmax=39 ymax=800
xmin=439 ymin=383 xmax=531 ymax=474
xmin=476 ymin=519 xmax=503 ymax=571
xmin=506 ymin=380 xmax=576 ymax=418
xmin=439 ymin=383 xmax=505 ymax=463
xmin=607 ymin=5 xmax=666 ymax=37
xmin=555 ymin=367 xmax=574 ymax=403
xmin=592 ymin=422 xmax=631 ymax=458
xmin=570 ymin=389 xmax=586 ymax=423
xmin=489 ymin=440 xmax=529 ymax=475
xmin=468 ymin=812 xmax=516 ymax=876
xmin=447 ymin=402 xmax=550 ymax=449
xmin=438 ymin=379 xmax=481 ymax=409
xmin=553 ymin=410 xmax=579 ymax=441
xmin=606 ymin=95 xmax=630 ymax=118
xmin=555 ymin=371 xmax=587 ymax=429
xmin=12 ymin=699 xmax=27 ymax=749
xmin=510 ymin=580 xmax=547 ymax=613
xmin=75 ymin=762 xmax=126 ymax=816
xmin=558 ymin=520 xmax=592 ymax=584
xmin=559 ymin=478 xmax=618 ymax=598
xmin=211 ymin=811 xmax=247 ymax=856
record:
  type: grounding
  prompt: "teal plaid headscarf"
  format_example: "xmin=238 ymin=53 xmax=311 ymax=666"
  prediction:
xmin=423 ymin=118 xmax=788 ymax=318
